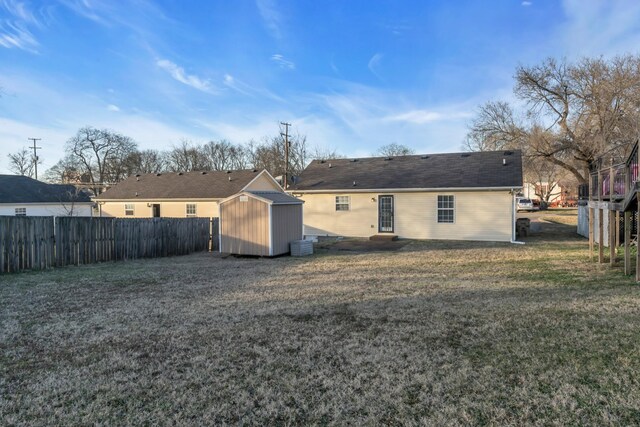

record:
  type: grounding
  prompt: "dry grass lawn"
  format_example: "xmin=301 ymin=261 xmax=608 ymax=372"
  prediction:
xmin=2 ymin=214 xmax=640 ymax=425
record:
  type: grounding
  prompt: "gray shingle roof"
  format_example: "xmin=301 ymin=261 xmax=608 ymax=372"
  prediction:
xmin=96 ymin=170 xmax=266 ymax=200
xmin=0 ymin=175 xmax=92 ymax=204
xmin=291 ymin=150 xmax=523 ymax=191
xmin=249 ymin=191 xmax=303 ymax=205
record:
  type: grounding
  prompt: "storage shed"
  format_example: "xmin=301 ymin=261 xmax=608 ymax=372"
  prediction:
xmin=219 ymin=191 xmax=304 ymax=256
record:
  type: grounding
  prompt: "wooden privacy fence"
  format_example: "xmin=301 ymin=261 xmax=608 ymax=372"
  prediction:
xmin=0 ymin=216 xmax=55 ymax=273
xmin=1 ymin=216 xmax=219 ymax=273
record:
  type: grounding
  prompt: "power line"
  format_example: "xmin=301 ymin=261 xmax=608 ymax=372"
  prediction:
xmin=27 ymin=137 xmax=42 ymax=180
xmin=280 ymin=122 xmax=291 ymax=189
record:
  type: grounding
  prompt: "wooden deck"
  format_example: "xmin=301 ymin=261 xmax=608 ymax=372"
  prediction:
xmin=587 ymin=141 xmax=639 ymax=280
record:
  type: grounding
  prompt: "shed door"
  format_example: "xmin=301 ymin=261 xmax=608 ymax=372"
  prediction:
xmin=378 ymin=195 xmax=394 ymax=233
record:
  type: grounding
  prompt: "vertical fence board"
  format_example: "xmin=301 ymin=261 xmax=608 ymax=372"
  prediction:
xmin=2 ymin=216 xmax=215 ymax=273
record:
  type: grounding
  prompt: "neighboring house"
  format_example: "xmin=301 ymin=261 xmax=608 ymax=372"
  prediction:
xmin=0 ymin=175 xmax=93 ymax=216
xmin=522 ymin=182 xmax=561 ymax=203
xmin=289 ymin=150 xmax=523 ymax=242
xmin=95 ymin=169 xmax=282 ymax=218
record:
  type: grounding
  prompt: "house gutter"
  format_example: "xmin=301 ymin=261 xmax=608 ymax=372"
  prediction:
xmin=510 ymin=188 xmax=525 ymax=245
xmin=288 ymin=186 xmax=521 ymax=194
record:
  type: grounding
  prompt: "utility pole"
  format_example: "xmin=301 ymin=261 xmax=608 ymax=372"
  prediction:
xmin=280 ymin=122 xmax=291 ymax=189
xmin=28 ymin=137 xmax=42 ymax=180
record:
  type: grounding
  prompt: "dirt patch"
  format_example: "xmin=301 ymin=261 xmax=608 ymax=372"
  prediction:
xmin=315 ymin=237 xmax=411 ymax=252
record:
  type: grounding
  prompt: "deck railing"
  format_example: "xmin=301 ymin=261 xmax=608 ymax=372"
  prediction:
xmin=589 ymin=140 xmax=639 ymax=202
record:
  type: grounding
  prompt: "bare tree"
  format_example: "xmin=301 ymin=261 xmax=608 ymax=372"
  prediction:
xmin=464 ymin=101 xmax=525 ymax=152
xmin=66 ymin=127 xmax=137 ymax=193
xmin=309 ymin=146 xmax=344 ymax=161
xmin=202 ymin=140 xmax=247 ymax=171
xmin=466 ymin=55 xmax=640 ymax=184
xmin=375 ymin=143 xmax=415 ymax=157
xmin=58 ymin=186 xmax=90 ymax=216
xmin=122 ymin=149 xmax=167 ymax=175
xmin=246 ymin=127 xmax=308 ymax=178
xmin=43 ymin=155 xmax=88 ymax=184
xmin=7 ymin=148 xmax=39 ymax=177
xmin=166 ymin=140 xmax=209 ymax=172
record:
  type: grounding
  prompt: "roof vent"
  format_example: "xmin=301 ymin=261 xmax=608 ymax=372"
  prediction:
xmin=156 ymin=173 xmax=162 ymax=176
xmin=329 ymin=163 xmax=332 ymax=168
xmin=228 ymin=176 xmax=231 ymax=181
xmin=503 ymin=158 xmax=507 ymax=166
xmin=135 ymin=174 xmax=141 ymax=177
xmin=350 ymin=159 xmax=358 ymax=162
xmin=178 ymin=172 xmax=183 ymax=176
xmin=136 ymin=177 xmax=140 ymax=181
xmin=353 ymin=181 xmax=357 ymax=186
xmin=421 ymin=155 xmax=429 ymax=159
xmin=201 ymin=171 xmax=207 ymax=175
xmin=252 ymin=169 xmax=257 ymax=172
xmin=384 ymin=157 xmax=393 ymax=161
xmin=226 ymin=170 xmax=232 ymax=174
xmin=320 ymin=160 xmax=326 ymax=164
xmin=461 ymin=153 xmax=470 ymax=158
xmin=504 ymin=151 xmax=513 ymax=155
xmin=135 ymin=192 xmax=138 ymax=197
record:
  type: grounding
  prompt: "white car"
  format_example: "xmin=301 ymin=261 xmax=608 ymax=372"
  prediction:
xmin=516 ymin=198 xmax=534 ymax=211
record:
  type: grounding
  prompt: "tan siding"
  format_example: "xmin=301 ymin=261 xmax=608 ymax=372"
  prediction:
xmin=244 ymin=174 xmax=282 ymax=191
xmin=220 ymin=196 xmax=270 ymax=255
xmin=299 ymin=191 xmax=513 ymax=242
xmin=271 ymin=205 xmax=303 ymax=255
xmin=99 ymin=201 xmax=219 ymax=218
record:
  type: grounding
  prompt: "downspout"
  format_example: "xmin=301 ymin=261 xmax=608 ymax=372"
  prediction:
xmin=510 ymin=188 xmax=525 ymax=245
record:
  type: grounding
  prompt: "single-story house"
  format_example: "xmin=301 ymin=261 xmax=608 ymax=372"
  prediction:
xmin=95 ymin=169 xmax=282 ymax=218
xmin=289 ymin=150 xmax=523 ymax=242
xmin=0 ymin=175 xmax=93 ymax=216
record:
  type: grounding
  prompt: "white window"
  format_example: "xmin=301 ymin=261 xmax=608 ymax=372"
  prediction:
xmin=15 ymin=207 xmax=26 ymax=216
xmin=335 ymin=196 xmax=350 ymax=211
xmin=186 ymin=203 xmax=197 ymax=217
xmin=125 ymin=203 xmax=135 ymax=216
xmin=437 ymin=195 xmax=454 ymax=223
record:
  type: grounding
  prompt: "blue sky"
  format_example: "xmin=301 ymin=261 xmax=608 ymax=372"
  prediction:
xmin=2 ymin=0 xmax=640 ymax=175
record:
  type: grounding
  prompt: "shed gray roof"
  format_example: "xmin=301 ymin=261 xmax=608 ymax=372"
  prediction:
xmin=96 ymin=169 xmax=266 ymax=200
xmin=249 ymin=191 xmax=303 ymax=205
xmin=0 ymin=175 xmax=92 ymax=204
xmin=291 ymin=150 xmax=523 ymax=191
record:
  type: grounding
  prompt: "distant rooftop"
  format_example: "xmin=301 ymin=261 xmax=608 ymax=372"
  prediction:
xmin=0 ymin=175 xmax=92 ymax=204
xmin=96 ymin=169 xmax=267 ymax=200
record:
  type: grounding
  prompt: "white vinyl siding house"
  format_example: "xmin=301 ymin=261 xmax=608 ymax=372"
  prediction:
xmin=0 ymin=175 xmax=94 ymax=217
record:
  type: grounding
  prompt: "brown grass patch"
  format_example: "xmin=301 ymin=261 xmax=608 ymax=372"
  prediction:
xmin=2 ymin=221 xmax=639 ymax=425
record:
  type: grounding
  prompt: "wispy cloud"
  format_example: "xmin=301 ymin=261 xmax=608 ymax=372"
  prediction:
xmin=559 ymin=0 xmax=640 ymax=56
xmin=271 ymin=54 xmax=295 ymax=70
xmin=385 ymin=109 xmax=472 ymax=124
xmin=223 ymin=74 xmax=285 ymax=102
xmin=522 ymin=1 xmax=532 ymax=6
xmin=256 ymin=0 xmax=282 ymax=39
xmin=156 ymin=59 xmax=219 ymax=94
xmin=59 ymin=0 xmax=109 ymax=25
xmin=107 ymin=104 xmax=120 ymax=112
xmin=0 ymin=0 xmax=41 ymax=52
xmin=368 ymin=53 xmax=384 ymax=80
